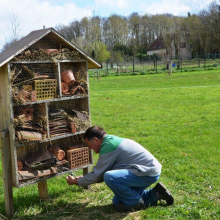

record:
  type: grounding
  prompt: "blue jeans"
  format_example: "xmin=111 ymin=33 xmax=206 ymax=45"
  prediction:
xmin=104 ymin=169 xmax=160 ymax=207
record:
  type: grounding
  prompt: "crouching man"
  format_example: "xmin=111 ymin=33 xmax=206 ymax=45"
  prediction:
xmin=66 ymin=126 xmax=174 ymax=212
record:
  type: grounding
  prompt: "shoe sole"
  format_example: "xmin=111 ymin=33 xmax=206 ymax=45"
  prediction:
xmin=155 ymin=182 xmax=174 ymax=205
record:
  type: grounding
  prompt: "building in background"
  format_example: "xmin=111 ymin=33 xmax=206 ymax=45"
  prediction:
xmin=147 ymin=35 xmax=192 ymax=60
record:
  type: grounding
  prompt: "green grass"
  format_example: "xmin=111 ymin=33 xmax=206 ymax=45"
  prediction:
xmin=1 ymin=70 xmax=220 ymax=219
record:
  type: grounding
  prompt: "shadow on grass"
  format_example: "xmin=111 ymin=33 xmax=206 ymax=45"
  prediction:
xmin=0 ymin=180 xmax=170 ymax=220
xmin=0 ymin=187 xmax=128 ymax=219
xmin=27 ymin=203 xmax=129 ymax=220
xmin=0 ymin=183 xmax=83 ymax=219
xmin=1 ymin=198 xmax=170 ymax=220
xmin=5 ymin=200 xmax=129 ymax=220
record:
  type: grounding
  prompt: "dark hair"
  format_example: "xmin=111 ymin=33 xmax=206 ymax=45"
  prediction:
xmin=84 ymin=126 xmax=106 ymax=141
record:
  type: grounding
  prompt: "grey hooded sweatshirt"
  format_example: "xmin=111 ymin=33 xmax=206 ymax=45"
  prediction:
xmin=78 ymin=135 xmax=162 ymax=187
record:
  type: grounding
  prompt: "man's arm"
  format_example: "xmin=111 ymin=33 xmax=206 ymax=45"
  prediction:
xmin=75 ymin=151 xmax=118 ymax=186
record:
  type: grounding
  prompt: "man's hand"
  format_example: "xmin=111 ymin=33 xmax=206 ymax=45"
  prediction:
xmin=66 ymin=175 xmax=81 ymax=185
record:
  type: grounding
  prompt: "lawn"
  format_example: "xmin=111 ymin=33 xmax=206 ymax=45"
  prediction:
xmin=0 ymin=70 xmax=220 ymax=219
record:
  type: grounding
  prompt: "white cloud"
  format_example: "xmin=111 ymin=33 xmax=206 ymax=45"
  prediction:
xmin=95 ymin=0 xmax=115 ymax=7
xmin=115 ymin=0 xmax=132 ymax=8
xmin=0 ymin=0 xmax=93 ymax=50
xmin=192 ymin=0 xmax=215 ymax=12
xmin=140 ymin=0 xmax=191 ymax=16
xmin=95 ymin=0 xmax=132 ymax=9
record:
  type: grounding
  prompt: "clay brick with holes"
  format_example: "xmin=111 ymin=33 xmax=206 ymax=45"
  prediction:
xmin=34 ymin=79 xmax=57 ymax=100
xmin=67 ymin=147 xmax=90 ymax=169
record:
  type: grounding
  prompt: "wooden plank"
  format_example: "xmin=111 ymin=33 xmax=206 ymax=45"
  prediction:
xmin=83 ymin=60 xmax=91 ymax=190
xmin=83 ymin=166 xmax=91 ymax=190
xmin=0 ymin=64 xmax=14 ymax=218
xmin=57 ymin=62 xmax=62 ymax=97
xmin=0 ymin=130 xmax=14 ymax=218
xmin=38 ymin=179 xmax=49 ymax=199
xmin=7 ymin=63 xmax=20 ymax=187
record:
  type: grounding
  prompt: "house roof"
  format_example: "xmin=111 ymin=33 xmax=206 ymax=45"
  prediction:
xmin=0 ymin=27 xmax=101 ymax=69
xmin=148 ymin=35 xmax=191 ymax=52
xmin=147 ymin=37 xmax=165 ymax=51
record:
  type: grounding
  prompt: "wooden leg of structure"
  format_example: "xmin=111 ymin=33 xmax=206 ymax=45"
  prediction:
xmin=38 ymin=179 xmax=49 ymax=199
xmin=1 ymin=130 xmax=14 ymax=219
xmin=83 ymin=166 xmax=91 ymax=190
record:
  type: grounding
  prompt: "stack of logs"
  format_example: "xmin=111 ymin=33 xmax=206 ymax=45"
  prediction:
xmin=49 ymin=109 xmax=71 ymax=137
xmin=14 ymin=48 xmax=83 ymax=61
xmin=14 ymin=107 xmax=46 ymax=143
xmin=17 ymin=145 xmax=88 ymax=181
xmin=18 ymin=146 xmax=68 ymax=181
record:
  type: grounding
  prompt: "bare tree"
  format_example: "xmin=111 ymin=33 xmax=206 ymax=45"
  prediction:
xmin=10 ymin=14 xmax=22 ymax=41
xmin=1 ymin=14 xmax=22 ymax=51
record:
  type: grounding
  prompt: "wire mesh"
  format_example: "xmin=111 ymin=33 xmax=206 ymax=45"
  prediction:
xmin=9 ymin=34 xmax=91 ymax=186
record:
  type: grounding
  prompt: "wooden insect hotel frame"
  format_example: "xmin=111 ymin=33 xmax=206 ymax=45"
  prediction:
xmin=0 ymin=28 xmax=101 ymax=218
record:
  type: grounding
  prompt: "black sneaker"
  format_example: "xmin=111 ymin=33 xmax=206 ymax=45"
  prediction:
xmin=114 ymin=199 xmax=146 ymax=212
xmin=154 ymin=182 xmax=174 ymax=205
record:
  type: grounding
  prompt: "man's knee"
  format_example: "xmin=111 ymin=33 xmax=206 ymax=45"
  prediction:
xmin=104 ymin=171 xmax=113 ymax=184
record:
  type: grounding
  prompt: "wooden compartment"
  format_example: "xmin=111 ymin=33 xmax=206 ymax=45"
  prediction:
xmin=13 ymin=103 xmax=47 ymax=144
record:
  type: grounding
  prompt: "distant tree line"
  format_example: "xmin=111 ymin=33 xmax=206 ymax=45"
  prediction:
xmin=2 ymin=1 xmax=220 ymax=65
xmin=54 ymin=1 xmax=220 ymax=64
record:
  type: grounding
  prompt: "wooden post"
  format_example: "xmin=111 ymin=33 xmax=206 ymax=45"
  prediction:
xmin=38 ymin=179 xmax=49 ymax=199
xmin=0 ymin=64 xmax=14 ymax=218
xmin=83 ymin=166 xmax=91 ymax=190
xmin=170 ymin=60 xmax=172 ymax=75
xmin=0 ymin=130 xmax=14 ymax=219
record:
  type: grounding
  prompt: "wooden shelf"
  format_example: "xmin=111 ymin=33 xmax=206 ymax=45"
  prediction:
xmin=13 ymin=95 xmax=89 ymax=106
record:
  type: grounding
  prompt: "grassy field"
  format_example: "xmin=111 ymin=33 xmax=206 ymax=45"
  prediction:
xmin=0 ymin=70 xmax=220 ymax=219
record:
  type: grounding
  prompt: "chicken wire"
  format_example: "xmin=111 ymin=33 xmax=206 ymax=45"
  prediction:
xmin=9 ymin=35 xmax=91 ymax=186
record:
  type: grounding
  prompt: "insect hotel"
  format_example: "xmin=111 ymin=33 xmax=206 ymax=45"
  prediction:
xmin=0 ymin=27 xmax=101 ymax=218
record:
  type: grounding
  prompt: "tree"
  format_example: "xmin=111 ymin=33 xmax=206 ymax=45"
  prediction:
xmin=80 ymin=17 xmax=90 ymax=41
xmin=88 ymin=41 xmax=110 ymax=64
xmin=205 ymin=1 xmax=220 ymax=53
xmin=103 ymin=14 xmax=129 ymax=50
xmin=88 ymin=15 xmax=102 ymax=44
xmin=128 ymin=13 xmax=141 ymax=49
xmin=1 ymin=14 xmax=22 ymax=51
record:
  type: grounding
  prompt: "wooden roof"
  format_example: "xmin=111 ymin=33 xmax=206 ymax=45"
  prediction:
xmin=0 ymin=27 xmax=101 ymax=69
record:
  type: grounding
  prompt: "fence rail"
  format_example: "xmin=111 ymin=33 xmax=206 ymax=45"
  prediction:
xmin=89 ymin=55 xmax=220 ymax=77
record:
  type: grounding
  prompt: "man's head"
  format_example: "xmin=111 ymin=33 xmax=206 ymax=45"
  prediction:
xmin=84 ymin=126 xmax=106 ymax=153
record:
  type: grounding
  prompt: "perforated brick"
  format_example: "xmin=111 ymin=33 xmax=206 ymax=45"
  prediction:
xmin=34 ymin=79 xmax=57 ymax=100
xmin=67 ymin=147 xmax=89 ymax=169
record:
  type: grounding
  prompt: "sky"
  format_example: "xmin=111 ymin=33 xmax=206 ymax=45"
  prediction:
xmin=0 ymin=0 xmax=215 ymax=51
